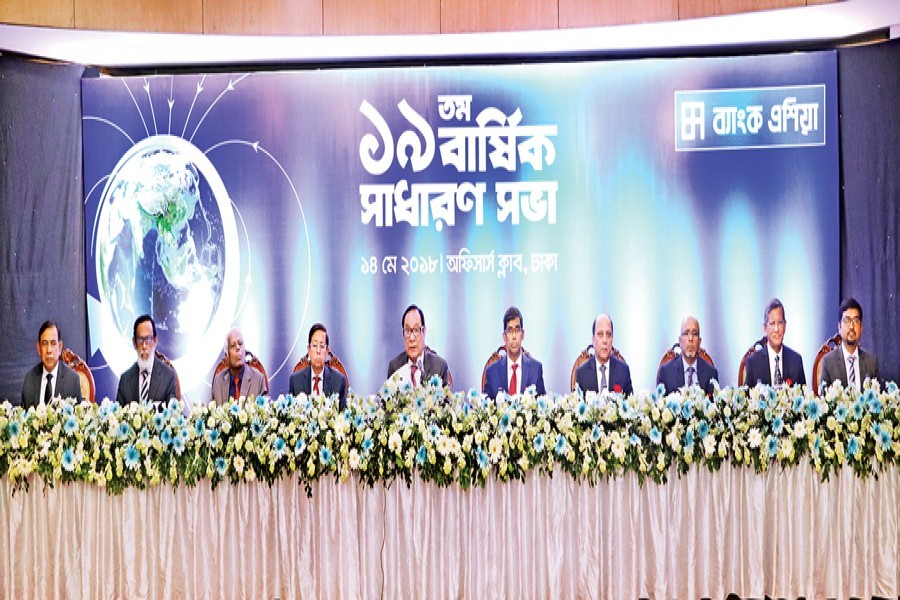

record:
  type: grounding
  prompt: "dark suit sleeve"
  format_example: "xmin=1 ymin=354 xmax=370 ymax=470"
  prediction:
xmin=483 ymin=362 xmax=500 ymax=399
xmin=706 ymin=364 xmax=719 ymax=396
xmin=620 ymin=362 xmax=633 ymax=397
xmin=289 ymin=372 xmax=300 ymax=396
xmin=337 ymin=374 xmax=348 ymax=411
xmin=116 ymin=373 xmax=130 ymax=405
xmin=534 ymin=362 xmax=546 ymax=396
xmin=19 ymin=367 xmax=36 ymax=408
xmin=60 ymin=366 xmax=84 ymax=403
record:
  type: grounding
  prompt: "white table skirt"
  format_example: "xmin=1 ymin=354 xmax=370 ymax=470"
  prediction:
xmin=2 ymin=461 xmax=898 ymax=599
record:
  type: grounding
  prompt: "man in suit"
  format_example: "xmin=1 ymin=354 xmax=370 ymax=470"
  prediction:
xmin=211 ymin=327 xmax=268 ymax=404
xmin=657 ymin=315 xmax=719 ymax=396
xmin=483 ymin=307 xmax=546 ymax=399
xmin=290 ymin=323 xmax=348 ymax=409
xmin=387 ymin=304 xmax=451 ymax=388
xmin=819 ymin=297 xmax=879 ymax=390
xmin=20 ymin=320 xmax=84 ymax=408
xmin=574 ymin=313 xmax=633 ymax=396
xmin=116 ymin=314 xmax=178 ymax=405
xmin=744 ymin=298 xmax=807 ymax=387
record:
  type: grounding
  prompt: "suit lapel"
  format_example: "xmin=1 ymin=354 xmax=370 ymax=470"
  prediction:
xmin=498 ymin=356 xmax=509 ymax=392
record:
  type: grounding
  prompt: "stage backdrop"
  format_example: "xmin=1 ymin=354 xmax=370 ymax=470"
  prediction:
xmin=81 ymin=51 xmax=839 ymax=403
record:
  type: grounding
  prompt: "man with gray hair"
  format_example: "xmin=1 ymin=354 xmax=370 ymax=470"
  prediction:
xmin=744 ymin=298 xmax=806 ymax=387
xmin=211 ymin=327 xmax=267 ymax=404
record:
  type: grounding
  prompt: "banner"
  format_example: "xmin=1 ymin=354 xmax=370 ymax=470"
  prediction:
xmin=81 ymin=50 xmax=839 ymax=401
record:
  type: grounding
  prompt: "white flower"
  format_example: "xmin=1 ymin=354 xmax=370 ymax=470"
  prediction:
xmin=703 ymin=435 xmax=716 ymax=456
xmin=610 ymin=434 xmax=626 ymax=460
xmin=748 ymin=428 xmax=762 ymax=449
xmin=488 ymin=437 xmax=503 ymax=463
xmin=348 ymin=449 xmax=360 ymax=470
xmin=388 ymin=431 xmax=402 ymax=453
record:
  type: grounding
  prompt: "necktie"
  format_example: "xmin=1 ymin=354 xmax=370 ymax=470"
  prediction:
xmin=687 ymin=366 xmax=696 ymax=387
xmin=44 ymin=373 xmax=53 ymax=404
xmin=848 ymin=355 xmax=857 ymax=388
xmin=410 ymin=363 xmax=418 ymax=387
xmin=774 ymin=355 xmax=783 ymax=386
xmin=599 ymin=363 xmax=607 ymax=391
xmin=314 ymin=375 xmax=321 ymax=395
xmin=509 ymin=363 xmax=518 ymax=395
xmin=232 ymin=375 xmax=241 ymax=402
xmin=140 ymin=369 xmax=149 ymax=402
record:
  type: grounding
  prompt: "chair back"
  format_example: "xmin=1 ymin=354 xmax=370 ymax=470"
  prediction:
xmin=657 ymin=343 xmax=715 ymax=383
xmin=812 ymin=332 xmax=842 ymax=392
xmin=61 ymin=348 xmax=95 ymax=403
xmin=737 ymin=336 xmax=767 ymax=387
xmin=214 ymin=351 xmax=270 ymax=391
xmin=155 ymin=349 xmax=181 ymax=400
xmin=482 ymin=345 xmax=533 ymax=391
xmin=570 ymin=344 xmax=626 ymax=392
xmin=293 ymin=349 xmax=350 ymax=388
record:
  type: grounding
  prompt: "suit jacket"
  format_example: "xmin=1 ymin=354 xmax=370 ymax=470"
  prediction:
xmin=819 ymin=346 xmax=879 ymax=389
xmin=211 ymin=365 xmax=268 ymax=405
xmin=387 ymin=350 xmax=451 ymax=388
xmin=483 ymin=354 xmax=546 ymax=399
xmin=574 ymin=355 xmax=634 ymax=396
xmin=290 ymin=365 xmax=348 ymax=410
xmin=657 ymin=355 xmax=719 ymax=396
xmin=116 ymin=359 xmax=178 ymax=405
xmin=20 ymin=362 xmax=84 ymax=408
xmin=744 ymin=344 xmax=807 ymax=387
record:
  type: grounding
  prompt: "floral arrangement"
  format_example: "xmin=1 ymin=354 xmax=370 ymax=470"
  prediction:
xmin=1 ymin=376 xmax=898 ymax=496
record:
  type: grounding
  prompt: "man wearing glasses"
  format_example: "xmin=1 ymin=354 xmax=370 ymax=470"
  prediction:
xmin=819 ymin=297 xmax=879 ymax=390
xmin=574 ymin=313 xmax=633 ymax=396
xmin=20 ymin=320 xmax=83 ymax=407
xmin=387 ymin=304 xmax=451 ymax=388
xmin=744 ymin=298 xmax=806 ymax=387
xmin=657 ymin=315 xmax=718 ymax=396
xmin=290 ymin=323 xmax=347 ymax=409
xmin=483 ymin=306 xmax=546 ymax=399
xmin=116 ymin=314 xmax=178 ymax=405
xmin=212 ymin=327 xmax=267 ymax=405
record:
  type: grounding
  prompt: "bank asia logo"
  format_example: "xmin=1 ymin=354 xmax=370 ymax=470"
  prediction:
xmin=90 ymin=135 xmax=240 ymax=386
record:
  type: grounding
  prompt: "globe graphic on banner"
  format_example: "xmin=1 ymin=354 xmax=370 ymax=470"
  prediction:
xmin=95 ymin=135 xmax=239 ymax=382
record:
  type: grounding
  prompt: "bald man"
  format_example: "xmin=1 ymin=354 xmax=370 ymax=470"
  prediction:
xmin=657 ymin=316 xmax=718 ymax=396
xmin=574 ymin=314 xmax=633 ymax=396
xmin=211 ymin=328 xmax=268 ymax=404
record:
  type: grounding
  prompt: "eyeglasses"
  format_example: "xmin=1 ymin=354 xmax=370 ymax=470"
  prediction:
xmin=134 ymin=336 xmax=155 ymax=346
xmin=504 ymin=326 xmax=523 ymax=335
xmin=39 ymin=340 xmax=59 ymax=348
xmin=680 ymin=329 xmax=699 ymax=339
xmin=766 ymin=320 xmax=786 ymax=329
xmin=309 ymin=342 xmax=327 ymax=351
xmin=403 ymin=326 xmax=424 ymax=338
xmin=841 ymin=316 xmax=862 ymax=326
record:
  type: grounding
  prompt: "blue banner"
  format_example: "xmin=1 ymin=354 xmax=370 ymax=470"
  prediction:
xmin=81 ymin=50 xmax=839 ymax=402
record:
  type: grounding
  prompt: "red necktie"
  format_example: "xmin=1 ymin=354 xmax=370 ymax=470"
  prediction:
xmin=410 ymin=363 xmax=418 ymax=387
xmin=314 ymin=375 xmax=321 ymax=395
xmin=232 ymin=375 xmax=241 ymax=402
xmin=510 ymin=363 xmax=518 ymax=395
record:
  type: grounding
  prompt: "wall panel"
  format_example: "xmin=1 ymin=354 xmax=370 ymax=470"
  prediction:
xmin=679 ymin=0 xmax=805 ymax=20
xmin=204 ymin=0 xmax=322 ymax=35
xmin=441 ymin=0 xmax=558 ymax=33
xmin=323 ymin=0 xmax=440 ymax=35
xmin=560 ymin=0 xmax=677 ymax=28
xmin=0 ymin=0 xmax=74 ymax=29
xmin=74 ymin=0 xmax=202 ymax=33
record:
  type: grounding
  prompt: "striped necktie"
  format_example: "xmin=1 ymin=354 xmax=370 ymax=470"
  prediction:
xmin=140 ymin=369 xmax=149 ymax=402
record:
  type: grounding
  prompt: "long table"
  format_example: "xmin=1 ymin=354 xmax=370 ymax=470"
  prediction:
xmin=2 ymin=461 xmax=897 ymax=599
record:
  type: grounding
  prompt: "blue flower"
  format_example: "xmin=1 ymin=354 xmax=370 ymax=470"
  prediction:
xmin=629 ymin=433 xmax=641 ymax=446
xmin=591 ymin=424 xmax=602 ymax=443
xmin=64 ymin=416 xmax=78 ymax=436
xmin=792 ymin=396 xmax=803 ymax=412
xmin=229 ymin=403 xmax=240 ymax=415
xmin=172 ymin=436 xmax=185 ymax=454
xmin=272 ymin=437 xmax=286 ymax=458
xmin=208 ymin=428 xmax=220 ymax=447
xmin=847 ymin=436 xmax=860 ymax=458
xmin=117 ymin=422 xmax=132 ymax=440
xmin=887 ymin=381 xmax=898 ymax=394
xmin=554 ymin=434 xmax=567 ymax=455
xmin=256 ymin=396 xmax=266 ymax=408
xmin=868 ymin=397 xmax=883 ymax=415
xmin=415 ymin=396 xmax=426 ymax=411
xmin=664 ymin=397 xmax=679 ymax=415
xmin=880 ymin=428 xmax=892 ymax=451
xmin=852 ymin=401 xmax=865 ymax=420
xmin=306 ymin=421 xmax=319 ymax=437
xmin=353 ymin=415 xmax=364 ymax=429
xmin=536 ymin=399 xmax=548 ymax=414
xmin=680 ymin=401 xmax=695 ymax=421
xmin=429 ymin=375 xmax=441 ymax=388
xmin=767 ymin=388 xmax=777 ymax=403
xmin=772 ymin=417 xmax=784 ymax=435
xmin=499 ymin=413 xmax=511 ymax=433
xmin=429 ymin=424 xmax=441 ymax=441
xmin=766 ymin=435 xmax=778 ymax=457
xmin=683 ymin=430 xmax=694 ymax=450
xmin=319 ymin=447 xmax=333 ymax=465
xmin=477 ymin=448 xmax=489 ymax=470
xmin=401 ymin=381 xmax=413 ymax=394
xmin=61 ymin=448 xmax=76 ymax=472
xmin=697 ymin=420 xmax=709 ymax=439
xmin=757 ymin=398 xmax=768 ymax=411
xmin=416 ymin=446 xmax=427 ymax=465
xmin=834 ymin=404 xmax=848 ymax=422
xmin=215 ymin=457 xmax=227 ymax=476
xmin=398 ymin=413 xmax=411 ymax=428
xmin=194 ymin=418 xmax=205 ymax=436
xmin=813 ymin=435 xmax=822 ymax=455
xmin=61 ymin=403 xmax=74 ymax=415
xmin=533 ymin=434 xmax=545 ymax=453
xmin=294 ymin=438 xmax=307 ymax=454
xmin=362 ymin=438 xmax=374 ymax=454
xmin=124 ymin=445 xmax=140 ymax=469
xmin=649 ymin=427 xmax=662 ymax=445
xmin=160 ymin=428 xmax=173 ymax=446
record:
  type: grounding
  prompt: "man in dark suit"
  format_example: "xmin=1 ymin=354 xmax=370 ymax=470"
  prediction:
xmin=20 ymin=320 xmax=84 ymax=408
xmin=116 ymin=314 xmax=178 ymax=405
xmin=483 ymin=307 xmax=546 ymax=399
xmin=574 ymin=313 xmax=633 ymax=396
xmin=744 ymin=298 xmax=807 ymax=387
xmin=820 ymin=297 xmax=879 ymax=390
xmin=290 ymin=323 xmax=348 ymax=410
xmin=657 ymin=315 xmax=718 ymax=396
xmin=211 ymin=327 xmax=268 ymax=404
xmin=387 ymin=304 xmax=451 ymax=388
